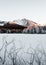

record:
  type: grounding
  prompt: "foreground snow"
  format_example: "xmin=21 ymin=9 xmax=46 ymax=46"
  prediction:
xmin=0 ymin=34 xmax=46 ymax=65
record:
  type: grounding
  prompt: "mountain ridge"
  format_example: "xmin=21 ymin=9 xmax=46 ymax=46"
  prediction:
xmin=0 ymin=18 xmax=46 ymax=33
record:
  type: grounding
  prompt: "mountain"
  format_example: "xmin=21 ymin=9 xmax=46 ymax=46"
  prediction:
xmin=18 ymin=18 xmax=46 ymax=33
xmin=0 ymin=18 xmax=46 ymax=33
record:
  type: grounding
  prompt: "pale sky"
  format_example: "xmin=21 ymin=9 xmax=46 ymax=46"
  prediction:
xmin=0 ymin=0 xmax=46 ymax=25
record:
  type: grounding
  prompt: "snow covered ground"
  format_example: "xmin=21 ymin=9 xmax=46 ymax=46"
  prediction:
xmin=0 ymin=34 xmax=46 ymax=65
xmin=0 ymin=34 xmax=46 ymax=48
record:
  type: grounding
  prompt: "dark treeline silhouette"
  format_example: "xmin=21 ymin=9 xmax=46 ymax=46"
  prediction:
xmin=0 ymin=26 xmax=46 ymax=34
